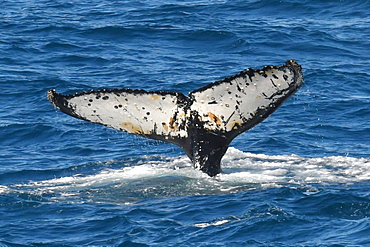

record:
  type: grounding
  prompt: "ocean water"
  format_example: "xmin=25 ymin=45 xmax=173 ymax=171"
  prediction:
xmin=1 ymin=0 xmax=370 ymax=246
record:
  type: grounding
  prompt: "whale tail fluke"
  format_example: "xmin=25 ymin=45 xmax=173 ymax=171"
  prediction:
xmin=47 ymin=59 xmax=304 ymax=176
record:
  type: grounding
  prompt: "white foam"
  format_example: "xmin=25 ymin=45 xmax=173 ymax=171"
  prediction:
xmin=194 ymin=219 xmax=230 ymax=228
xmin=2 ymin=148 xmax=370 ymax=203
xmin=0 ymin=185 xmax=9 ymax=194
xmin=220 ymin=148 xmax=370 ymax=185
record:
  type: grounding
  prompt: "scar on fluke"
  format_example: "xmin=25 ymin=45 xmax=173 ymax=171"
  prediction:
xmin=47 ymin=59 xmax=304 ymax=177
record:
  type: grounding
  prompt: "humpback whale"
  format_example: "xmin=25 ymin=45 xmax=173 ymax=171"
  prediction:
xmin=47 ymin=59 xmax=303 ymax=177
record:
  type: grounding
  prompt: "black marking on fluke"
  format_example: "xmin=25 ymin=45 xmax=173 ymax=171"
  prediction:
xmin=47 ymin=59 xmax=304 ymax=177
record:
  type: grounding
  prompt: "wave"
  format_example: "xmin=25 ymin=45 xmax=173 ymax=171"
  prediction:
xmin=1 ymin=148 xmax=369 ymax=204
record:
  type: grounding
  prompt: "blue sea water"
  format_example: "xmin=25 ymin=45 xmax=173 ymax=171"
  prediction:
xmin=1 ymin=0 xmax=370 ymax=246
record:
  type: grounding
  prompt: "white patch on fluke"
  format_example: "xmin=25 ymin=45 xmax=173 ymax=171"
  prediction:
xmin=56 ymin=90 xmax=189 ymax=138
xmin=190 ymin=66 xmax=296 ymax=132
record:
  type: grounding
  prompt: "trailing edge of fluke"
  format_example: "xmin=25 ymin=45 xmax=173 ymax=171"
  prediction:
xmin=47 ymin=59 xmax=304 ymax=176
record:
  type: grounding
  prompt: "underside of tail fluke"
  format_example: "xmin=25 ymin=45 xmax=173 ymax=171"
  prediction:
xmin=47 ymin=59 xmax=304 ymax=177
xmin=189 ymin=59 xmax=304 ymax=142
xmin=47 ymin=88 xmax=192 ymax=147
